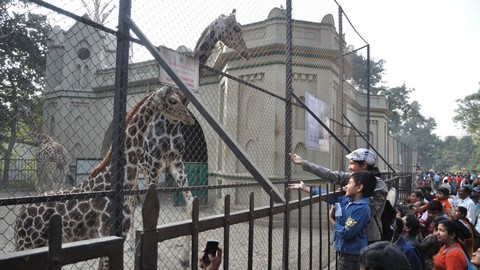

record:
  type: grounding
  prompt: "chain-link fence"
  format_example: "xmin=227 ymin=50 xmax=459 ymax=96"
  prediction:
xmin=0 ymin=0 xmax=416 ymax=269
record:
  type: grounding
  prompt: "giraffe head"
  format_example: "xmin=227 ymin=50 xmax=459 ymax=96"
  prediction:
xmin=155 ymin=86 xmax=194 ymax=125
xmin=16 ymin=104 xmax=39 ymax=131
xmin=17 ymin=104 xmax=33 ymax=119
xmin=220 ymin=9 xmax=251 ymax=60
xmin=194 ymin=9 xmax=251 ymax=64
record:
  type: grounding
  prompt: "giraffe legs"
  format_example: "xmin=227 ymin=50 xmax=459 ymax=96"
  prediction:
xmin=168 ymin=160 xmax=194 ymax=267
xmin=125 ymin=193 xmax=139 ymax=252
xmin=137 ymin=157 xmax=194 ymax=267
xmin=58 ymin=161 xmax=73 ymax=188
xmin=36 ymin=161 xmax=69 ymax=192
xmin=35 ymin=166 xmax=53 ymax=193
xmin=126 ymin=164 xmax=166 ymax=252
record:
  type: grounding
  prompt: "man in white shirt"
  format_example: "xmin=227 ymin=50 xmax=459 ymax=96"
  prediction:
xmin=457 ymin=186 xmax=476 ymax=224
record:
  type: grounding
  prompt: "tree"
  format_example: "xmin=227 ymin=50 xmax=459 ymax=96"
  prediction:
xmin=349 ymin=51 xmax=442 ymax=169
xmin=395 ymin=101 xmax=440 ymax=169
xmin=384 ymin=84 xmax=413 ymax=135
xmin=453 ymin=84 xmax=480 ymax=138
xmin=0 ymin=1 xmax=51 ymax=184
xmin=349 ymin=47 xmax=480 ymax=173
xmin=350 ymin=49 xmax=386 ymax=94
xmin=452 ymin=84 xmax=480 ymax=172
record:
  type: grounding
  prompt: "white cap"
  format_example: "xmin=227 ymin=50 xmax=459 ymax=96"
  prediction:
xmin=345 ymin=148 xmax=377 ymax=165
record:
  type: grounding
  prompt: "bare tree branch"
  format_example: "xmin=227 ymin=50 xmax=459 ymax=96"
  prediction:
xmin=80 ymin=0 xmax=116 ymax=24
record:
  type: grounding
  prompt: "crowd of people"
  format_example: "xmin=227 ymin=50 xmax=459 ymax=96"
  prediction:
xmin=200 ymin=148 xmax=480 ymax=270
xmin=288 ymin=148 xmax=480 ymax=270
xmin=391 ymin=170 xmax=480 ymax=270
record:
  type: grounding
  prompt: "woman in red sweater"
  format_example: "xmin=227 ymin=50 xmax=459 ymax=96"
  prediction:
xmin=433 ymin=219 xmax=472 ymax=270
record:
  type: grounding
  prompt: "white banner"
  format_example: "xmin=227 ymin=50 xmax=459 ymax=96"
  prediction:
xmin=158 ymin=45 xmax=199 ymax=91
xmin=305 ymin=91 xmax=330 ymax=151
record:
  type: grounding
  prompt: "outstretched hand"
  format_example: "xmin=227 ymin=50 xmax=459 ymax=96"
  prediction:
xmin=289 ymin=152 xmax=304 ymax=166
xmin=288 ymin=181 xmax=306 ymax=191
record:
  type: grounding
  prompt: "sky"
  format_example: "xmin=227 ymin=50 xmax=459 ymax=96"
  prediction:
xmin=42 ymin=0 xmax=480 ymax=138
xmin=330 ymin=0 xmax=480 ymax=139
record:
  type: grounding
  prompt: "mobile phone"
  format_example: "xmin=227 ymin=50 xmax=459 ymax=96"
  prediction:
xmin=203 ymin=240 xmax=219 ymax=263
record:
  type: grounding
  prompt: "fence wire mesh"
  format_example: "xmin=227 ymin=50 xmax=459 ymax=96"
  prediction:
xmin=0 ymin=0 xmax=416 ymax=269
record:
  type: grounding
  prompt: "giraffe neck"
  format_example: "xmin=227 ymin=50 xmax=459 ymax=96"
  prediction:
xmin=22 ymin=111 xmax=50 ymax=146
xmin=193 ymin=15 xmax=225 ymax=66
xmin=157 ymin=115 xmax=183 ymax=149
xmin=81 ymin=92 xmax=161 ymax=192
xmin=123 ymin=95 xmax=155 ymax=189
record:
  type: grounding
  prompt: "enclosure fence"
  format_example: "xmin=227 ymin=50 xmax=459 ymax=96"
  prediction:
xmin=0 ymin=0 xmax=416 ymax=269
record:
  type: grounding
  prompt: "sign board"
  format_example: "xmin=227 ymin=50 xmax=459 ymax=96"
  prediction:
xmin=305 ymin=91 xmax=330 ymax=152
xmin=158 ymin=45 xmax=199 ymax=91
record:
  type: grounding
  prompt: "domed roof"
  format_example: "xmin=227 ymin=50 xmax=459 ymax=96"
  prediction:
xmin=268 ymin=7 xmax=286 ymax=19
xmin=321 ymin=14 xmax=335 ymax=25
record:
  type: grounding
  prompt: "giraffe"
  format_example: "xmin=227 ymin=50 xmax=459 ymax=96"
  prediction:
xmin=17 ymin=105 xmax=73 ymax=192
xmin=131 ymin=9 xmax=251 ymax=266
xmin=141 ymin=9 xmax=250 ymax=195
xmin=14 ymin=86 xmax=194 ymax=270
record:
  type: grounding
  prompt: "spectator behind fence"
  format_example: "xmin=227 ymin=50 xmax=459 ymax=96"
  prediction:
xmin=433 ymin=220 xmax=472 ymax=270
xmin=434 ymin=187 xmax=453 ymax=217
xmin=455 ymin=206 xmax=476 ymax=259
xmin=408 ymin=190 xmax=427 ymax=205
xmin=402 ymin=214 xmax=423 ymax=253
xmin=328 ymin=172 xmax=376 ymax=270
xmin=395 ymin=203 xmax=413 ymax=218
xmin=419 ymin=200 xmax=445 ymax=238
xmin=457 ymin=186 xmax=477 ymax=224
xmin=421 ymin=216 xmax=448 ymax=270
xmin=412 ymin=201 xmax=427 ymax=219
xmin=358 ymin=241 xmax=410 ymax=270
xmin=392 ymin=217 xmax=424 ymax=270
xmin=471 ymin=247 xmax=480 ymax=268
xmin=288 ymin=148 xmax=388 ymax=243
xmin=199 ymin=246 xmax=222 ymax=270
xmin=422 ymin=186 xmax=436 ymax=202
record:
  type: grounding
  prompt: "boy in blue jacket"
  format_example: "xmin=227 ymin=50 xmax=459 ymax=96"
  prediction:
xmin=329 ymin=171 xmax=376 ymax=270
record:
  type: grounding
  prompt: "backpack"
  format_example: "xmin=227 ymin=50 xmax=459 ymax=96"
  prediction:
xmin=378 ymin=199 xmax=396 ymax=241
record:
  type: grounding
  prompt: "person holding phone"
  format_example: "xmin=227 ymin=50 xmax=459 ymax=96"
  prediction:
xmin=199 ymin=241 xmax=222 ymax=270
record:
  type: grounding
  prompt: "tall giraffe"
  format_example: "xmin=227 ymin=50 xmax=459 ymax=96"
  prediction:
xmin=134 ymin=9 xmax=251 ymax=266
xmin=14 ymin=86 xmax=194 ymax=270
xmin=17 ymin=105 xmax=72 ymax=192
xmin=142 ymin=9 xmax=250 ymax=209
